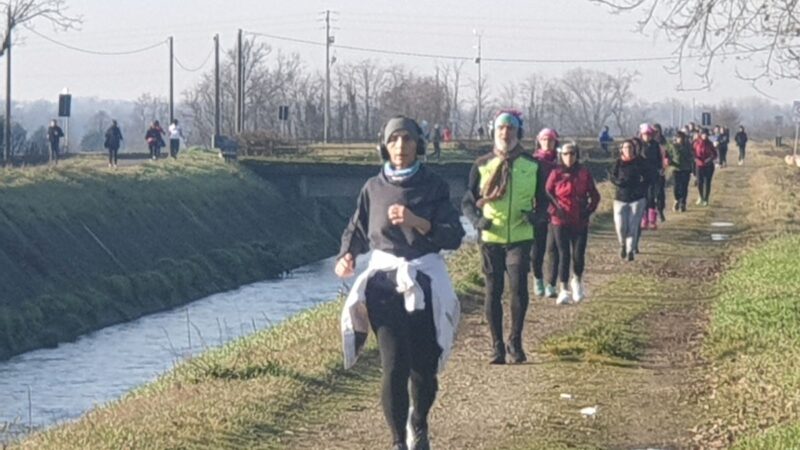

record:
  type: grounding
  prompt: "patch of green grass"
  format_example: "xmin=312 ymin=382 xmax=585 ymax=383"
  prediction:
xmin=707 ymin=234 xmax=800 ymax=358
xmin=731 ymin=423 xmax=800 ymax=450
xmin=542 ymin=275 xmax=652 ymax=364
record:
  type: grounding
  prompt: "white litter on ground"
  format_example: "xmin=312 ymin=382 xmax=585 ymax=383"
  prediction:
xmin=710 ymin=221 xmax=734 ymax=227
xmin=580 ymin=406 xmax=598 ymax=417
xmin=711 ymin=233 xmax=730 ymax=241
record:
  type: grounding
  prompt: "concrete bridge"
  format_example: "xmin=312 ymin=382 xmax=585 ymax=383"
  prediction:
xmin=241 ymin=160 xmax=473 ymax=202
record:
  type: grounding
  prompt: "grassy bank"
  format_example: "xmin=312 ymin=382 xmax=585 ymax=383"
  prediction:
xmin=0 ymin=150 xmax=349 ymax=360
xmin=690 ymin=160 xmax=800 ymax=448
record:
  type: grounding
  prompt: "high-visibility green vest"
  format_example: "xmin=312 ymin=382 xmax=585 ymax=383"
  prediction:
xmin=478 ymin=156 xmax=538 ymax=244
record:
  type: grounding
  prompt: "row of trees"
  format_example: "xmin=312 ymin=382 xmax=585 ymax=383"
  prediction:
xmin=178 ymin=37 xmax=643 ymax=145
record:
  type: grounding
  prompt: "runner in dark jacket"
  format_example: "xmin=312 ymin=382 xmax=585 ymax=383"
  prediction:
xmin=545 ymin=143 xmax=601 ymax=305
xmin=530 ymin=128 xmax=560 ymax=299
xmin=734 ymin=126 xmax=748 ymax=165
xmin=639 ymin=124 xmax=666 ymax=230
xmin=104 ymin=120 xmax=123 ymax=168
xmin=667 ymin=131 xmax=693 ymax=212
xmin=610 ymin=139 xmax=650 ymax=261
xmin=693 ymin=128 xmax=718 ymax=206
xmin=145 ymin=121 xmax=165 ymax=160
xmin=337 ymin=116 xmax=464 ymax=450
xmin=462 ymin=110 xmax=539 ymax=365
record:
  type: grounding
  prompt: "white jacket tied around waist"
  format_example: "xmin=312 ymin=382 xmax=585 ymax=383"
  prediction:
xmin=341 ymin=250 xmax=460 ymax=373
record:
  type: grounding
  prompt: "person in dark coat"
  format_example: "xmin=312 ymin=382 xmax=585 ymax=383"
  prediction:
xmin=667 ymin=131 xmax=694 ymax=212
xmin=104 ymin=120 xmax=124 ymax=168
xmin=47 ymin=119 xmax=64 ymax=164
xmin=734 ymin=125 xmax=748 ymax=165
xmin=145 ymin=120 xmax=165 ymax=160
xmin=609 ymin=139 xmax=650 ymax=261
xmin=693 ymin=128 xmax=718 ymax=206
xmin=337 ymin=116 xmax=464 ymax=450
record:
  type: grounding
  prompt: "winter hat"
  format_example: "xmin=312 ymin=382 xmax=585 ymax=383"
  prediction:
xmin=493 ymin=111 xmax=522 ymax=130
xmin=383 ymin=117 xmax=421 ymax=146
xmin=537 ymin=128 xmax=559 ymax=140
xmin=639 ymin=123 xmax=653 ymax=135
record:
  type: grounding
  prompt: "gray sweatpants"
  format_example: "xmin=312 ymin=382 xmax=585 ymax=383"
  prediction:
xmin=613 ymin=198 xmax=646 ymax=254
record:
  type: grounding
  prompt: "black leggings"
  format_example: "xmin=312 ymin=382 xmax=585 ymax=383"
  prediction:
xmin=697 ymin=165 xmax=715 ymax=202
xmin=673 ymin=170 xmax=691 ymax=205
xmin=719 ymin=146 xmax=728 ymax=166
xmin=647 ymin=174 xmax=666 ymax=211
xmin=50 ymin=141 xmax=59 ymax=162
xmin=738 ymin=145 xmax=746 ymax=162
xmin=366 ymin=270 xmax=441 ymax=446
xmin=531 ymin=221 xmax=558 ymax=283
xmin=481 ymin=242 xmax=531 ymax=346
xmin=108 ymin=147 xmax=119 ymax=165
xmin=550 ymin=225 xmax=588 ymax=284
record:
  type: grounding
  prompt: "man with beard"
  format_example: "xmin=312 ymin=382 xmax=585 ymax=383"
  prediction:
xmin=462 ymin=110 xmax=539 ymax=364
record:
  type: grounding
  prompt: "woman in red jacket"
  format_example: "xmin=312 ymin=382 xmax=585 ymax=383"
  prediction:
xmin=546 ymin=143 xmax=601 ymax=305
xmin=693 ymin=128 xmax=718 ymax=206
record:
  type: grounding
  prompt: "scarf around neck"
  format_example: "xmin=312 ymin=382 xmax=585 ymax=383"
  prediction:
xmin=383 ymin=160 xmax=421 ymax=183
xmin=477 ymin=144 xmax=525 ymax=208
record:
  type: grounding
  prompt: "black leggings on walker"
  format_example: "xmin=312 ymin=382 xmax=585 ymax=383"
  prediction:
xmin=550 ymin=225 xmax=589 ymax=284
xmin=366 ymin=270 xmax=441 ymax=446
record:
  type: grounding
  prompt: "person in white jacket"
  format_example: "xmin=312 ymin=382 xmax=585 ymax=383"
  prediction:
xmin=168 ymin=119 xmax=184 ymax=159
xmin=336 ymin=116 xmax=464 ymax=450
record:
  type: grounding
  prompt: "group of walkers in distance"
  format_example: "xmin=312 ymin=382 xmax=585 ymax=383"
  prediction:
xmin=45 ymin=118 xmax=185 ymax=168
xmin=333 ymin=110 xmax=747 ymax=450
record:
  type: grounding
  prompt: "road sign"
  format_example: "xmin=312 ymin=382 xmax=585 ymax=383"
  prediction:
xmin=793 ymin=100 xmax=800 ymax=123
xmin=701 ymin=112 xmax=711 ymax=126
xmin=58 ymin=94 xmax=71 ymax=117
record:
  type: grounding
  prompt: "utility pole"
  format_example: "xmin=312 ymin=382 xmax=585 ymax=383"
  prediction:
xmin=324 ymin=10 xmax=332 ymax=144
xmin=235 ymin=29 xmax=243 ymax=134
xmin=473 ymin=30 xmax=482 ymax=136
xmin=214 ymin=34 xmax=220 ymax=138
xmin=4 ymin=7 xmax=11 ymax=164
xmin=169 ymin=36 xmax=174 ymax=124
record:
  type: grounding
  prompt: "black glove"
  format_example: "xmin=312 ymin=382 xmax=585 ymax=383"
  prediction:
xmin=476 ymin=217 xmax=493 ymax=230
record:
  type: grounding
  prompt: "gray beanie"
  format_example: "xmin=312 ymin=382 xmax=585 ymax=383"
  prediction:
xmin=383 ymin=117 xmax=420 ymax=146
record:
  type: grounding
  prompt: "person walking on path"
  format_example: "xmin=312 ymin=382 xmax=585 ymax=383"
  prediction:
xmin=609 ymin=139 xmax=650 ymax=261
xmin=47 ymin=119 xmax=64 ymax=165
xmin=104 ymin=120 xmax=123 ymax=168
xmin=168 ymin=119 xmax=184 ymax=159
xmin=693 ymin=128 xmax=718 ymax=206
xmin=531 ymin=128 xmax=560 ymax=299
xmin=337 ymin=116 xmax=464 ymax=450
xmin=462 ymin=110 xmax=539 ymax=365
xmin=667 ymin=130 xmax=694 ymax=212
xmin=716 ymin=126 xmax=730 ymax=168
xmin=431 ymin=124 xmax=441 ymax=162
xmin=598 ymin=125 xmax=613 ymax=155
xmin=639 ymin=123 xmax=667 ymax=230
xmin=145 ymin=120 xmax=165 ymax=160
xmin=652 ymin=123 xmax=669 ymax=221
xmin=546 ymin=143 xmax=601 ymax=304
xmin=735 ymin=125 xmax=748 ymax=165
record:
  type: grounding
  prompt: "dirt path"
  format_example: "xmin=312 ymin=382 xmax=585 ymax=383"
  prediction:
xmin=276 ymin=160 xmax=754 ymax=450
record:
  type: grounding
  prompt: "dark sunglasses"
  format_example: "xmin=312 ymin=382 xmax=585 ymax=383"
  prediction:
xmin=561 ymin=152 xmax=576 ymax=156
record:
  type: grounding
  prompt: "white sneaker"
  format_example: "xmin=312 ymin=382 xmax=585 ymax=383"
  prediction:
xmin=556 ymin=289 xmax=571 ymax=305
xmin=570 ymin=276 xmax=585 ymax=302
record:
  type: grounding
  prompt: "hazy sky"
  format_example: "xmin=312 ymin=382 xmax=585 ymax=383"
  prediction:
xmin=10 ymin=0 xmax=798 ymax=106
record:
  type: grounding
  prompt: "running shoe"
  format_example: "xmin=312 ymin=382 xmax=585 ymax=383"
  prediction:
xmin=702 ymin=200 xmax=709 ymax=207
xmin=556 ymin=288 xmax=571 ymax=305
xmin=627 ymin=251 xmax=635 ymax=261
xmin=534 ymin=278 xmax=545 ymax=297
xmin=620 ymin=245 xmax=627 ymax=259
xmin=570 ymin=277 xmax=585 ymax=302
xmin=696 ymin=197 xmax=703 ymax=205
xmin=673 ymin=201 xmax=680 ymax=212
xmin=545 ymin=284 xmax=557 ymax=298
xmin=406 ymin=425 xmax=430 ymax=450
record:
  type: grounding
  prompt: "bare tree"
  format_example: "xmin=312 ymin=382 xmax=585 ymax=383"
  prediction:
xmin=437 ymin=60 xmax=465 ymax=137
xmin=1 ymin=0 xmax=80 ymax=162
xmin=592 ymin=0 xmax=800 ymax=89
xmin=551 ymin=68 xmax=636 ymax=135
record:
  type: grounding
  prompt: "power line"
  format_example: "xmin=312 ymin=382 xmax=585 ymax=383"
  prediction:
xmin=244 ymin=28 xmax=796 ymax=65
xmin=243 ymin=30 xmax=325 ymax=47
xmin=174 ymin=48 xmax=214 ymax=72
xmin=26 ymin=27 xmax=167 ymax=56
